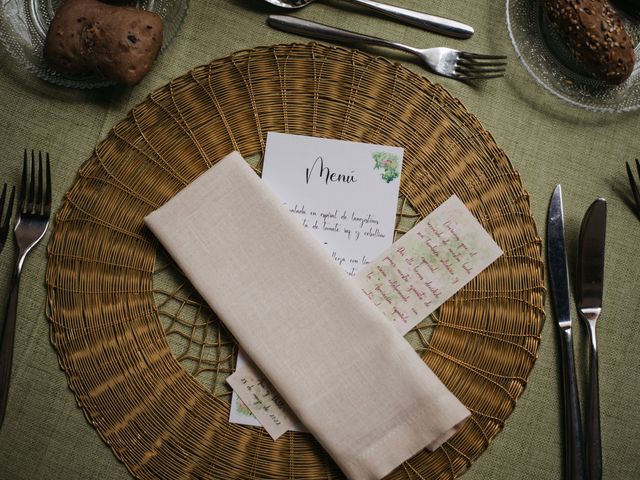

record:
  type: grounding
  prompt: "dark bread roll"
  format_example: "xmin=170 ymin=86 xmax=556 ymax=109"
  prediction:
xmin=543 ymin=0 xmax=636 ymax=84
xmin=44 ymin=0 xmax=164 ymax=86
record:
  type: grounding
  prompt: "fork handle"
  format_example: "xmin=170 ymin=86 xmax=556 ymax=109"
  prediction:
xmin=346 ymin=0 xmax=473 ymax=39
xmin=0 ymin=261 xmax=22 ymax=428
xmin=268 ymin=15 xmax=418 ymax=56
xmin=587 ymin=326 xmax=602 ymax=480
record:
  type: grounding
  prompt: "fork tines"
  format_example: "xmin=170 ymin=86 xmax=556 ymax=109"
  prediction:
xmin=626 ymin=159 xmax=640 ymax=220
xmin=21 ymin=149 xmax=52 ymax=218
xmin=0 ymin=183 xmax=15 ymax=253
xmin=456 ymin=52 xmax=508 ymax=80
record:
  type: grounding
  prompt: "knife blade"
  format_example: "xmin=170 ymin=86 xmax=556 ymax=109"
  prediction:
xmin=576 ymin=198 xmax=607 ymax=480
xmin=546 ymin=185 xmax=587 ymax=480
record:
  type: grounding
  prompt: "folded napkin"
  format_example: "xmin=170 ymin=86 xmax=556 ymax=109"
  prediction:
xmin=144 ymin=151 xmax=470 ymax=480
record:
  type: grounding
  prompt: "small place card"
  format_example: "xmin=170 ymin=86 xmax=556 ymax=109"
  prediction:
xmin=228 ymin=352 xmax=306 ymax=435
xmin=227 ymin=362 xmax=304 ymax=440
xmin=356 ymin=195 xmax=504 ymax=335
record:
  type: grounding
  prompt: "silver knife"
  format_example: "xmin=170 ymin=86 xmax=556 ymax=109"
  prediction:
xmin=345 ymin=0 xmax=474 ymax=39
xmin=268 ymin=0 xmax=474 ymax=39
xmin=576 ymin=198 xmax=607 ymax=480
xmin=546 ymin=185 xmax=587 ymax=480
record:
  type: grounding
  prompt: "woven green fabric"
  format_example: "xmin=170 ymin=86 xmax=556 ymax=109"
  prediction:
xmin=0 ymin=1 xmax=639 ymax=479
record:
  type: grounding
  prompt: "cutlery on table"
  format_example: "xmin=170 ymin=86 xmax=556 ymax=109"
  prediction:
xmin=0 ymin=184 xmax=15 ymax=254
xmin=263 ymin=0 xmax=474 ymax=39
xmin=546 ymin=185 xmax=587 ymax=480
xmin=267 ymin=15 xmax=506 ymax=81
xmin=625 ymin=159 xmax=640 ymax=220
xmin=576 ymin=198 xmax=606 ymax=480
xmin=0 ymin=150 xmax=51 ymax=428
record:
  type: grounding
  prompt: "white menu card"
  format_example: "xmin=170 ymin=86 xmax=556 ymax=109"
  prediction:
xmin=261 ymin=132 xmax=404 ymax=276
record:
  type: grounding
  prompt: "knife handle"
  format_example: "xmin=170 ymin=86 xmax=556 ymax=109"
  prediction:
xmin=587 ymin=341 xmax=602 ymax=480
xmin=347 ymin=0 xmax=474 ymax=39
xmin=558 ymin=327 xmax=587 ymax=480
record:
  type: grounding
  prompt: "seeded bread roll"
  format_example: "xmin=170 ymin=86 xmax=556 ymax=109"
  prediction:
xmin=44 ymin=0 xmax=163 ymax=86
xmin=543 ymin=0 xmax=636 ymax=84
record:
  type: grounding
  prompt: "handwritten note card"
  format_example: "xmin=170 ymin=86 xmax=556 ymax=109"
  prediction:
xmin=229 ymin=133 xmax=404 ymax=437
xmin=356 ymin=195 xmax=504 ymax=335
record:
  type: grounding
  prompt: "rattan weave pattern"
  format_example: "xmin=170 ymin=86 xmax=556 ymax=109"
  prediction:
xmin=45 ymin=43 xmax=545 ymax=479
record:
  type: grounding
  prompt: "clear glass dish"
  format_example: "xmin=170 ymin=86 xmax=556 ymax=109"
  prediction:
xmin=506 ymin=0 xmax=640 ymax=112
xmin=0 ymin=0 xmax=188 ymax=89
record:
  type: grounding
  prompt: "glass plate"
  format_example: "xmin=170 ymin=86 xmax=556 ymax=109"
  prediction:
xmin=506 ymin=0 xmax=640 ymax=112
xmin=0 ymin=0 xmax=188 ymax=89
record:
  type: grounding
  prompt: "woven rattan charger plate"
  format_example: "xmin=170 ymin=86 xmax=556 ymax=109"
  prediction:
xmin=46 ymin=43 xmax=545 ymax=480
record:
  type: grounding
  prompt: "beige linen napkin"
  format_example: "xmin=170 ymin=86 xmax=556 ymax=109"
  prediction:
xmin=144 ymin=151 xmax=470 ymax=480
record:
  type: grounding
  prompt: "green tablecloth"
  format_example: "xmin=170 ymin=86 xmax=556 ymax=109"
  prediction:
xmin=0 ymin=1 xmax=638 ymax=478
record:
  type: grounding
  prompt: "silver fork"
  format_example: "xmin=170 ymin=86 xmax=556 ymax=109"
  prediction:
xmin=268 ymin=15 xmax=506 ymax=81
xmin=0 ymin=150 xmax=51 ymax=427
xmin=0 ymin=184 xmax=15 ymax=254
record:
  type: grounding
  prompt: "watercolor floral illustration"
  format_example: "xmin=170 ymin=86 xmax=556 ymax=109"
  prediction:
xmin=235 ymin=397 xmax=254 ymax=417
xmin=372 ymin=151 xmax=400 ymax=183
